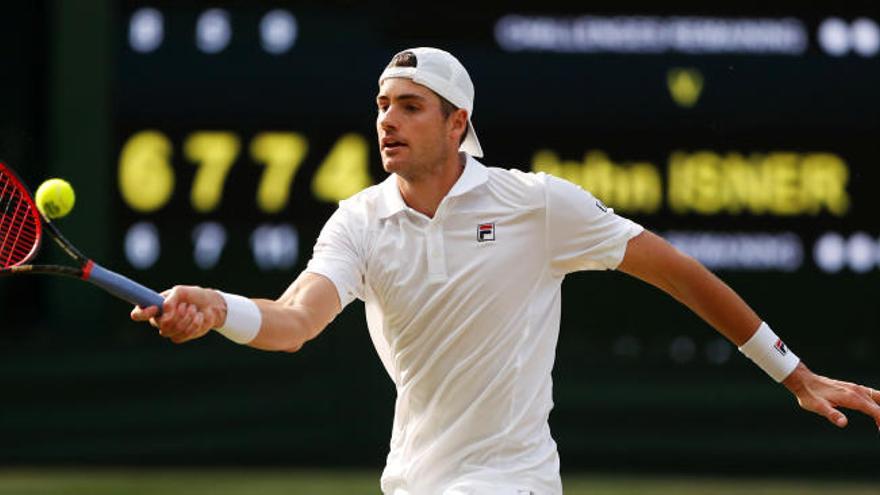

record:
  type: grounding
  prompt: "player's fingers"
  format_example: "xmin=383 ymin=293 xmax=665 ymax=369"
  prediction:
xmin=131 ymin=304 xmax=158 ymax=322
xmin=173 ymin=312 xmax=206 ymax=344
xmin=873 ymin=398 xmax=880 ymax=431
xmin=168 ymin=303 xmax=197 ymax=340
xmin=166 ymin=303 xmax=193 ymax=332
xmin=857 ymin=386 xmax=880 ymax=427
xmin=815 ymin=383 xmax=880 ymax=429
xmin=174 ymin=305 xmax=199 ymax=337
xmin=812 ymin=399 xmax=849 ymax=428
xmin=156 ymin=304 xmax=179 ymax=336
xmin=832 ymin=385 xmax=880 ymax=424
xmin=190 ymin=311 xmax=206 ymax=334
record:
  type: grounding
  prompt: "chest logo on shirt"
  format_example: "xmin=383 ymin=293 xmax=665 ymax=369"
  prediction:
xmin=477 ymin=222 xmax=496 ymax=242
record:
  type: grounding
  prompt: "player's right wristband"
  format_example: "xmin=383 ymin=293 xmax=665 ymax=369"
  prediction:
xmin=215 ymin=291 xmax=261 ymax=344
xmin=737 ymin=322 xmax=800 ymax=382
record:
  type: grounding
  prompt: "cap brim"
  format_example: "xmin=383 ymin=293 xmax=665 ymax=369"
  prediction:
xmin=460 ymin=118 xmax=483 ymax=158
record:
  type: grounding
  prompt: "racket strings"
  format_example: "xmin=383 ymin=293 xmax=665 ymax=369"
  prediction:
xmin=0 ymin=172 xmax=40 ymax=268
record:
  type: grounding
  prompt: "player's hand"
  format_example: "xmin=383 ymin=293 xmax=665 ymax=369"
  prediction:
xmin=783 ymin=362 xmax=880 ymax=431
xmin=130 ymin=285 xmax=227 ymax=344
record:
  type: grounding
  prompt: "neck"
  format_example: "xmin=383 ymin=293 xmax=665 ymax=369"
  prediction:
xmin=398 ymin=153 xmax=465 ymax=218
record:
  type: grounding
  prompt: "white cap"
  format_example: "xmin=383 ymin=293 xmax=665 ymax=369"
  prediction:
xmin=379 ymin=47 xmax=483 ymax=158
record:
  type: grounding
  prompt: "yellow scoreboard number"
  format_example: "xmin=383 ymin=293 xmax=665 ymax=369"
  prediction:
xmin=118 ymin=130 xmax=373 ymax=214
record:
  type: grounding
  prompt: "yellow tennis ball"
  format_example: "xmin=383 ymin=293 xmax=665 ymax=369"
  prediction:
xmin=35 ymin=178 xmax=76 ymax=219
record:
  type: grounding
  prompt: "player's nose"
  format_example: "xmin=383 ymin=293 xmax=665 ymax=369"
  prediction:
xmin=377 ymin=106 xmax=399 ymax=131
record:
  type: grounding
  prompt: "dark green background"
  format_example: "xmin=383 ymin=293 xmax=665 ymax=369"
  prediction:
xmin=1 ymin=1 xmax=878 ymax=477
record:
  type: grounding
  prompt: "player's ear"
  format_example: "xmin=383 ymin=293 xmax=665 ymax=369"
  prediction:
xmin=449 ymin=108 xmax=468 ymax=142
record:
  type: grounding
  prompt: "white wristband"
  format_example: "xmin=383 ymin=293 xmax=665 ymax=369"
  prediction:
xmin=738 ymin=322 xmax=800 ymax=382
xmin=215 ymin=292 xmax=261 ymax=344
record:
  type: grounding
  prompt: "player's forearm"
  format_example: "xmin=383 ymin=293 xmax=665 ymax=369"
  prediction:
xmin=244 ymin=298 xmax=327 ymax=352
xmin=625 ymin=236 xmax=811 ymax=385
xmin=619 ymin=231 xmax=761 ymax=345
xmin=656 ymin=252 xmax=761 ymax=346
xmin=229 ymin=272 xmax=340 ymax=352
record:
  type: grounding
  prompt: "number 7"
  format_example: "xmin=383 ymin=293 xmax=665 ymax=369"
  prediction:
xmin=250 ymin=132 xmax=308 ymax=214
xmin=185 ymin=131 xmax=241 ymax=213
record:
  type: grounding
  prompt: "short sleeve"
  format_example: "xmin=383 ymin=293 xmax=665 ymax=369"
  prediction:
xmin=545 ymin=174 xmax=644 ymax=275
xmin=304 ymin=206 xmax=366 ymax=309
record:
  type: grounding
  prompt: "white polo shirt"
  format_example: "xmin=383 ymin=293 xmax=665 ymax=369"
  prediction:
xmin=305 ymin=154 xmax=643 ymax=495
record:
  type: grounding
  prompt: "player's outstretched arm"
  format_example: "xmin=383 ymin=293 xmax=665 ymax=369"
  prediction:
xmin=617 ymin=230 xmax=880 ymax=430
xmin=130 ymin=272 xmax=341 ymax=352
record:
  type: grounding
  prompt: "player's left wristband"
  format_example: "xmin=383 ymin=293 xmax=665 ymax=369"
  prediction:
xmin=738 ymin=322 xmax=800 ymax=382
xmin=215 ymin=291 xmax=261 ymax=344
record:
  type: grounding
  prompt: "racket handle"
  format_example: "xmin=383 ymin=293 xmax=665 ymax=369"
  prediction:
xmin=84 ymin=262 xmax=165 ymax=314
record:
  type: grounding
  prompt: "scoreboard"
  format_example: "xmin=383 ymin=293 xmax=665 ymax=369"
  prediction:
xmin=114 ymin=2 xmax=880 ymax=353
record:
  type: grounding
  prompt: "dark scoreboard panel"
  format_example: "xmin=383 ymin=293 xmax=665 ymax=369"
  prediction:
xmin=4 ymin=0 xmax=866 ymax=470
xmin=115 ymin=1 xmax=880 ymax=348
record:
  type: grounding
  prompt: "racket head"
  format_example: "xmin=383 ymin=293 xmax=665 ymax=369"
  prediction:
xmin=0 ymin=162 xmax=43 ymax=268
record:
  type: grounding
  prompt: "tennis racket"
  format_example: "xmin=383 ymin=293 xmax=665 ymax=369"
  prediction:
xmin=0 ymin=161 xmax=164 ymax=312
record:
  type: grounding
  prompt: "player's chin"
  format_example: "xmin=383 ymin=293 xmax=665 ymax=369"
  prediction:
xmin=381 ymin=155 xmax=408 ymax=175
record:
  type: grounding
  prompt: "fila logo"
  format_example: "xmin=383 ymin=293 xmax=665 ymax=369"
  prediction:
xmin=774 ymin=338 xmax=788 ymax=357
xmin=477 ymin=222 xmax=495 ymax=242
xmin=595 ymin=199 xmax=608 ymax=213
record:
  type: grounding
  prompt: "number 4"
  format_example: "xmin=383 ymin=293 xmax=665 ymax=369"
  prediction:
xmin=311 ymin=133 xmax=372 ymax=203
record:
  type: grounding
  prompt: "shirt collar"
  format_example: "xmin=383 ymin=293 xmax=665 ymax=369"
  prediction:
xmin=377 ymin=174 xmax=408 ymax=219
xmin=447 ymin=153 xmax=489 ymax=198
xmin=377 ymin=153 xmax=489 ymax=219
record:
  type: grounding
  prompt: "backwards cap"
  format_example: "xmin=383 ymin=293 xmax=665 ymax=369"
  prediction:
xmin=379 ymin=47 xmax=483 ymax=158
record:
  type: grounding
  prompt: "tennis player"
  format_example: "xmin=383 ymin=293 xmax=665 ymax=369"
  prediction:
xmin=132 ymin=47 xmax=880 ymax=494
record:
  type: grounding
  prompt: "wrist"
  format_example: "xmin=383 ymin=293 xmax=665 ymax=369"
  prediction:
xmin=781 ymin=361 xmax=810 ymax=393
xmin=210 ymin=289 xmax=228 ymax=329
xmin=214 ymin=291 xmax=261 ymax=344
xmin=738 ymin=321 xmax=800 ymax=383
